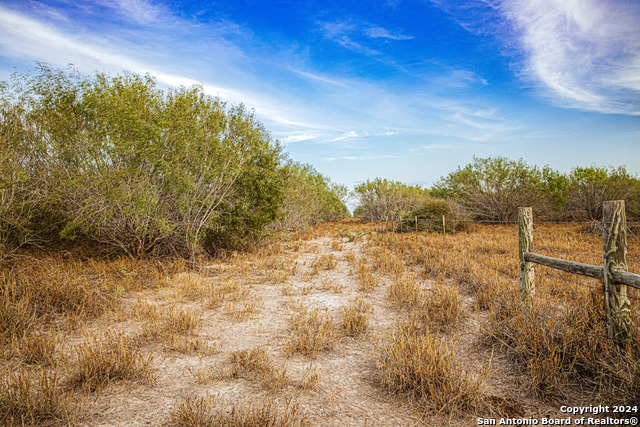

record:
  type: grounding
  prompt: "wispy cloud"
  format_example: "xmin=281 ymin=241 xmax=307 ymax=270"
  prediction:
xmin=323 ymin=154 xmax=398 ymax=161
xmin=96 ymin=0 xmax=174 ymax=26
xmin=318 ymin=20 xmax=412 ymax=57
xmin=331 ymin=130 xmax=361 ymax=142
xmin=366 ymin=26 xmax=413 ymax=40
xmin=410 ymin=144 xmax=454 ymax=153
xmin=279 ymin=133 xmax=321 ymax=144
xmin=497 ymin=0 xmax=640 ymax=115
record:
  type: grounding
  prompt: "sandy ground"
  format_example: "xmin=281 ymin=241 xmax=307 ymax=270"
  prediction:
xmin=72 ymin=230 xmax=587 ymax=426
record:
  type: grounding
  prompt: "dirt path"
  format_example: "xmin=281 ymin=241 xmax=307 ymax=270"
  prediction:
xmin=78 ymin=228 xmax=568 ymax=426
xmin=76 ymin=232 xmax=424 ymax=425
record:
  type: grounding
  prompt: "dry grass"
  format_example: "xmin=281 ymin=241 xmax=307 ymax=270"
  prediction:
xmin=353 ymin=259 xmax=378 ymax=293
xmin=224 ymin=299 xmax=263 ymax=321
xmin=368 ymin=220 xmax=640 ymax=405
xmin=135 ymin=305 xmax=219 ymax=354
xmin=420 ymin=281 xmax=464 ymax=330
xmin=69 ymin=330 xmax=155 ymax=391
xmin=340 ymin=296 xmax=372 ymax=337
xmin=285 ymin=306 xmax=338 ymax=356
xmin=317 ymin=278 xmax=343 ymax=293
xmin=375 ymin=326 xmax=491 ymax=415
xmin=228 ymin=347 xmax=290 ymax=391
xmin=309 ymin=254 xmax=338 ymax=275
xmin=169 ymin=394 xmax=307 ymax=427
xmin=387 ymin=274 xmax=421 ymax=308
xmin=483 ymin=288 xmax=640 ymax=402
xmin=368 ymin=246 xmax=405 ymax=277
xmin=0 ymin=258 xmax=118 ymax=344
xmin=14 ymin=328 xmax=59 ymax=367
xmin=0 ymin=367 xmax=75 ymax=425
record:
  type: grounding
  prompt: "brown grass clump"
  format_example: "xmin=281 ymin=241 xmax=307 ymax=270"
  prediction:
xmin=14 ymin=329 xmax=59 ymax=367
xmin=0 ymin=280 xmax=36 ymax=345
xmin=285 ymin=307 xmax=338 ymax=356
xmin=375 ymin=327 xmax=491 ymax=415
xmin=0 ymin=258 xmax=119 ymax=344
xmin=172 ymin=273 xmax=213 ymax=301
xmin=309 ymin=254 xmax=338 ymax=275
xmin=484 ymin=290 xmax=640 ymax=403
xmin=353 ymin=259 xmax=378 ymax=293
xmin=387 ymin=274 xmax=421 ymax=308
xmin=69 ymin=330 xmax=154 ymax=391
xmin=368 ymin=246 xmax=405 ymax=277
xmin=421 ymin=281 xmax=464 ymax=330
xmin=317 ymin=278 xmax=343 ymax=293
xmin=330 ymin=240 xmax=344 ymax=251
xmin=169 ymin=394 xmax=307 ymax=427
xmin=224 ymin=299 xmax=263 ymax=321
xmin=340 ymin=296 xmax=372 ymax=337
xmin=137 ymin=305 xmax=217 ymax=354
xmin=228 ymin=347 xmax=290 ymax=391
xmin=0 ymin=367 xmax=75 ymax=425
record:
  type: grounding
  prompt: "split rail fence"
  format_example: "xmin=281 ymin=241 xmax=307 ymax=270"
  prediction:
xmin=360 ymin=200 xmax=639 ymax=344
xmin=518 ymin=200 xmax=640 ymax=344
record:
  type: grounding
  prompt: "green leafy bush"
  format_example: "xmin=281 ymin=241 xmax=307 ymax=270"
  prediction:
xmin=0 ymin=65 xmax=284 ymax=258
xmin=274 ymin=162 xmax=349 ymax=231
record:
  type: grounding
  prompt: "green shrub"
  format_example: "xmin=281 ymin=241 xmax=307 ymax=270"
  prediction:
xmin=398 ymin=198 xmax=469 ymax=233
xmin=0 ymin=65 xmax=285 ymax=258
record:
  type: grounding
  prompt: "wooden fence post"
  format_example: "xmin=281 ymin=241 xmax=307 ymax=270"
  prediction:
xmin=518 ymin=207 xmax=535 ymax=303
xmin=603 ymin=200 xmax=631 ymax=343
xmin=442 ymin=215 xmax=446 ymax=262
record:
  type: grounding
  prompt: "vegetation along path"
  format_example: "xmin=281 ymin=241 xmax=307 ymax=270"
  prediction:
xmin=4 ymin=220 xmax=638 ymax=426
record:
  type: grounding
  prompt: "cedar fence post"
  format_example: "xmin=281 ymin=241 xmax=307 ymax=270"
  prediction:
xmin=518 ymin=207 xmax=535 ymax=303
xmin=603 ymin=200 xmax=631 ymax=343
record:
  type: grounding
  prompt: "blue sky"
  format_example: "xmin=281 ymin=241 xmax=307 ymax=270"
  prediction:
xmin=0 ymin=0 xmax=639 ymax=190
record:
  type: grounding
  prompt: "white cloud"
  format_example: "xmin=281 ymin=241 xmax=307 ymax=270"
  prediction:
xmin=97 ymin=0 xmax=173 ymax=25
xmin=331 ymin=130 xmax=360 ymax=142
xmin=323 ymin=154 xmax=398 ymax=161
xmin=366 ymin=26 xmax=413 ymax=40
xmin=498 ymin=0 xmax=640 ymax=115
xmin=319 ymin=20 xmax=412 ymax=57
xmin=0 ymin=5 xmax=309 ymax=127
xmin=280 ymin=133 xmax=320 ymax=143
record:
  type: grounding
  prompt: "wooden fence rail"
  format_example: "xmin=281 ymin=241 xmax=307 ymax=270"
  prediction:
xmin=518 ymin=200 xmax=638 ymax=344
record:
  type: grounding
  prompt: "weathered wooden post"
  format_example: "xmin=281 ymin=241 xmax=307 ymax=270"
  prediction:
xmin=442 ymin=215 xmax=446 ymax=262
xmin=603 ymin=200 xmax=631 ymax=343
xmin=518 ymin=207 xmax=535 ymax=303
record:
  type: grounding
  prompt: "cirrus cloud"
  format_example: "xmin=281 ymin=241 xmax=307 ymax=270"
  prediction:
xmin=498 ymin=0 xmax=640 ymax=115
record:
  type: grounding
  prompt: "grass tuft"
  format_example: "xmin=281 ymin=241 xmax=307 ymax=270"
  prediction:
xmin=228 ymin=347 xmax=290 ymax=391
xmin=285 ymin=307 xmax=338 ymax=356
xmin=169 ymin=394 xmax=307 ymax=426
xmin=375 ymin=326 xmax=491 ymax=415
xmin=69 ymin=330 xmax=154 ymax=391
xmin=340 ymin=296 xmax=372 ymax=337
xmin=0 ymin=367 xmax=75 ymax=425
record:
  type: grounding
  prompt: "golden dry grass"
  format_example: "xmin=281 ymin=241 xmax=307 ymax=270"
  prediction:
xmin=169 ymin=394 xmax=307 ymax=427
xmin=375 ymin=326 xmax=491 ymax=415
xmin=340 ymin=296 xmax=372 ymax=337
xmin=363 ymin=220 xmax=640 ymax=404
xmin=227 ymin=347 xmax=290 ymax=391
xmin=0 ymin=367 xmax=75 ymax=425
xmin=68 ymin=330 xmax=155 ymax=391
xmin=285 ymin=306 xmax=339 ymax=356
xmin=1 ymin=218 xmax=639 ymax=424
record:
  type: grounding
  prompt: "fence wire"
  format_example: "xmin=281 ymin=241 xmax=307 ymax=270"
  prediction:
xmin=362 ymin=215 xmax=640 ymax=307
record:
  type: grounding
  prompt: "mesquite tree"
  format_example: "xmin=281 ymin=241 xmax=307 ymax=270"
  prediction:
xmin=0 ymin=65 xmax=284 ymax=258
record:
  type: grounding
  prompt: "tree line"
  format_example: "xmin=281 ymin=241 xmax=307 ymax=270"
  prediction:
xmin=353 ymin=156 xmax=640 ymax=224
xmin=0 ymin=65 xmax=349 ymax=260
xmin=2 ymin=66 xmax=637 ymax=260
